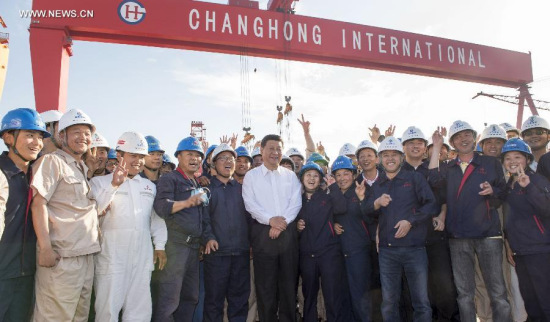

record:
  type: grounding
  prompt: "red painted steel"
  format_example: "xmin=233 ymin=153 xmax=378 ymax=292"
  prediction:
xmin=29 ymin=0 xmax=533 ymax=112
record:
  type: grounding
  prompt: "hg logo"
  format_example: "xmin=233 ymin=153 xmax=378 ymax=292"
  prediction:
xmin=118 ymin=0 xmax=146 ymax=25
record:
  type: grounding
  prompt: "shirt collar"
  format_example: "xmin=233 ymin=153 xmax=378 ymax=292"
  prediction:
xmin=211 ymin=175 xmax=236 ymax=187
xmin=260 ymin=163 xmax=281 ymax=176
xmin=0 ymin=152 xmax=23 ymax=178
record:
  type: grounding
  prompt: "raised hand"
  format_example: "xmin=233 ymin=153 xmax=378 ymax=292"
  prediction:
xmin=230 ymin=133 xmax=238 ymax=149
xmin=385 ymin=125 xmax=396 ymax=137
xmin=316 ymin=141 xmax=325 ymax=155
xmin=297 ymin=114 xmax=311 ymax=133
xmin=220 ymin=135 xmax=230 ymax=144
xmin=440 ymin=126 xmax=448 ymax=137
xmin=355 ymin=179 xmax=367 ymax=201
xmin=324 ymin=175 xmax=336 ymax=187
xmin=202 ymin=141 xmax=209 ymax=153
xmin=517 ymin=166 xmax=530 ymax=188
xmin=111 ymin=157 xmax=129 ymax=187
xmin=432 ymin=130 xmax=444 ymax=148
xmin=369 ymin=124 xmax=381 ymax=143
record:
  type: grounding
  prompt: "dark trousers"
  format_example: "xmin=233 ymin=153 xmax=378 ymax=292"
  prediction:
xmin=379 ymin=247 xmax=431 ymax=322
xmin=153 ymin=242 xmax=199 ymax=322
xmin=250 ymin=220 xmax=299 ymax=322
xmin=0 ymin=275 xmax=34 ymax=322
xmin=300 ymin=247 xmax=345 ymax=322
xmin=343 ymin=248 xmax=372 ymax=322
xmin=203 ymin=254 xmax=250 ymax=322
xmin=514 ymin=253 xmax=550 ymax=322
xmin=426 ymin=241 xmax=460 ymax=322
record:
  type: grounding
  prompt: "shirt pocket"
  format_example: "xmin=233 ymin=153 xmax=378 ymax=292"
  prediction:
xmin=58 ymin=175 xmax=88 ymax=207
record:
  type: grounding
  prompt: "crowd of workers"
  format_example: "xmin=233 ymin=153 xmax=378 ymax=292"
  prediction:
xmin=0 ymin=106 xmax=549 ymax=322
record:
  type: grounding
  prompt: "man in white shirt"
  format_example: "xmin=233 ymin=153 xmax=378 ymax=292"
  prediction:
xmin=90 ymin=132 xmax=167 ymax=321
xmin=243 ymin=134 xmax=302 ymax=322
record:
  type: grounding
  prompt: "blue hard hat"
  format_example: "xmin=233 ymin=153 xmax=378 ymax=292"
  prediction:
xmin=501 ymin=138 xmax=533 ymax=162
xmin=331 ymin=155 xmax=357 ymax=174
xmin=299 ymin=161 xmax=324 ymax=179
xmin=145 ymin=135 xmax=165 ymax=153
xmin=174 ymin=136 xmax=204 ymax=158
xmin=163 ymin=153 xmax=176 ymax=169
xmin=0 ymin=108 xmax=51 ymax=138
xmin=235 ymin=145 xmax=253 ymax=163
xmin=307 ymin=152 xmax=328 ymax=166
xmin=205 ymin=144 xmax=218 ymax=159
xmin=107 ymin=148 xmax=117 ymax=160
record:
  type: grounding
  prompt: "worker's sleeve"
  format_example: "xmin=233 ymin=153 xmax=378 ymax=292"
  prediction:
xmin=153 ymin=175 xmax=177 ymax=219
xmin=242 ymin=172 xmax=270 ymax=225
xmin=409 ymin=173 xmax=437 ymax=227
xmin=283 ymin=173 xmax=303 ymax=224
xmin=31 ymin=154 xmax=61 ymax=201
xmin=361 ymin=187 xmax=380 ymax=220
xmin=0 ymin=171 xmax=8 ymax=241
xmin=488 ymin=159 xmax=507 ymax=208
xmin=150 ymin=209 xmax=167 ymax=250
xmin=90 ymin=176 xmax=118 ymax=215
xmin=201 ymin=204 xmax=216 ymax=243
xmin=328 ymin=183 xmax=347 ymax=216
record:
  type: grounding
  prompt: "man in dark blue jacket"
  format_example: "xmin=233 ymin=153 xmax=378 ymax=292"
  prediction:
xmin=362 ymin=136 xmax=437 ymax=322
xmin=153 ymin=136 xmax=209 ymax=321
xmin=0 ymin=108 xmax=50 ymax=321
xmin=401 ymin=126 xmax=459 ymax=322
xmin=202 ymin=144 xmax=251 ymax=322
xmin=429 ymin=121 xmax=511 ymax=322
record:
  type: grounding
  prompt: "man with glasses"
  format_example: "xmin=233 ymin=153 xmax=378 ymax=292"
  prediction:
xmin=202 ymin=144 xmax=251 ymax=322
xmin=520 ymin=115 xmax=550 ymax=172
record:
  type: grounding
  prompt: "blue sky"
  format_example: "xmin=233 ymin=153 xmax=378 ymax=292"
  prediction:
xmin=1 ymin=0 xmax=549 ymax=158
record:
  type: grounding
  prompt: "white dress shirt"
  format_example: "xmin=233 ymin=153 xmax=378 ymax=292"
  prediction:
xmin=242 ymin=164 xmax=302 ymax=225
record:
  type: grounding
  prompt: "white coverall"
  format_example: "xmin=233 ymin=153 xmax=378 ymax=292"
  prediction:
xmin=90 ymin=173 xmax=167 ymax=322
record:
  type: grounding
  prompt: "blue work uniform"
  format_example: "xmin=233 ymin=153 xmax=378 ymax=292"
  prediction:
xmin=503 ymin=169 xmax=550 ymax=321
xmin=202 ymin=176 xmax=250 ymax=322
xmin=363 ymin=168 xmax=437 ymax=322
xmin=297 ymin=185 xmax=347 ymax=322
xmin=332 ymin=182 xmax=374 ymax=322
xmin=153 ymin=169 xmax=205 ymax=321
xmin=0 ymin=152 xmax=36 ymax=321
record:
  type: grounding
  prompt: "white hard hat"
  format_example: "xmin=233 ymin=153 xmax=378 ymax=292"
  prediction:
xmin=500 ymin=122 xmax=520 ymax=134
xmin=401 ymin=126 xmax=427 ymax=144
xmin=58 ymin=109 xmax=96 ymax=133
xmin=212 ymin=143 xmax=237 ymax=161
xmin=40 ymin=110 xmax=63 ymax=123
xmin=338 ymin=143 xmax=357 ymax=156
xmin=378 ymin=136 xmax=403 ymax=154
xmin=285 ymin=147 xmax=304 ymax=160
xmin=521 ymin=115 xmax=550 ymax=134
xmin=91 ymin=132 xmax=110 ymax=149
xmin=116 ymin=132 xmax=148 ymax=155
xmin=479 ymin=124 xmax=507 ymax=143
xmin=448 ymin=120 xmax=476 ymax=140
xmin=251 ymin=147 xmax=262 ymax=158
xmin=355 ymin=140 xmax=378 ymax=157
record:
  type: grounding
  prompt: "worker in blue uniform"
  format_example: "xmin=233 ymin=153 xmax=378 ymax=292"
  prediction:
xmin=362 ymin=136 xmax=437 ymax=322
xmin=501 ymin=138 xmax=550 ymax=322
xmin=0 ymin=108 xmax=49 ymax=321
xmin=296 ymin=161 xmax=347 ymax=322
xmin=153 ymin=136 xmax=208 ymax=321
xmin=331 ymin=155 xmax=373 ymax=322
xmin=202 ymin=144 xmax=251 ymax=322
